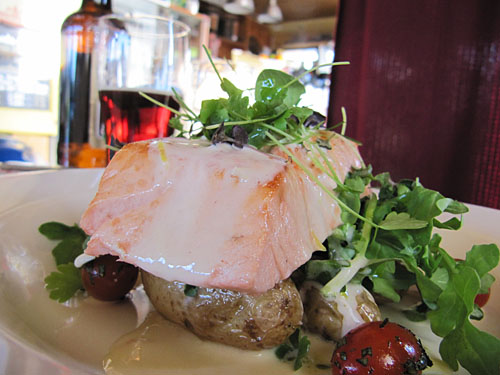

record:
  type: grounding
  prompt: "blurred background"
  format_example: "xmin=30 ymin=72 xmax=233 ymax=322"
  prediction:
xmin=1 ymin=0 xmax=499 ymax=209
xmin=0 ymin=0 xmax=337 ymax=165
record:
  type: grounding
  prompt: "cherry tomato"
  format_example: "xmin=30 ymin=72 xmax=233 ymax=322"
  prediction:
xmin=331 ymin=320 xmax=432 ymax=375
xmin=454 ymin=258 xmax=491 ymax=308
xmin=474 ymin=289 xmax=490 ymax=308
xmin=81 ymin=255 xmax=138 ymax=301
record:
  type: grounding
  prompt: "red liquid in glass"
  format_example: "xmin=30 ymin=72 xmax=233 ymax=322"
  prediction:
xmin=99 ymin=89 xmax=180 ymax=160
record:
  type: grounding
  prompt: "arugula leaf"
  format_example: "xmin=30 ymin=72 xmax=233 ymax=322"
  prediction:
xmin=198 ymin=99 xmax=229 ymax=125
xmin=478 ymin=273 xmax=495 ymax=294
xmin=247 ymin=126 xmax=268 ymax=149
xmin=464 ymin=244 xmax=499 ymax=278
xmin=288 ymin=107 xmax=314 ymax=125
xmin=220 ymin=77 xmax=243 ymax=97
xmin=168 ymin=116 xmax=185 ymax=132
xmin=439 ymin=315 xmax=500 ymax=375
xmin=371 ymin=275 xmax=401 ymax=302
xmin=428 ymin=266 xmax=480 ymax=337
xmin=434 ymin=216 xmax=463 ymax=230
xmin=255 ymin=69 xmax=305 ymax=108
xmin=300 ymin=166 xmax=500 ymax=374
xmin=426 ymin=243 xmax=500 ymax=375
xmin=378 ymin=212 xmax=428 ymax=230
xmin=44 ymin=263 xmax=83 ymax=303
xmin=175 ymin=58 xmax=327 ymax=151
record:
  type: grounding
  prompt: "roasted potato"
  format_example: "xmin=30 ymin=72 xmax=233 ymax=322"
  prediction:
xmin=141 ymin=270 xmax=303 ymax=350
xmin=302 ymin=282 xmax=381 ymax=341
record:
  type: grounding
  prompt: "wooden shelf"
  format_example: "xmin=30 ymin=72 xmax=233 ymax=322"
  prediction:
xmin=269 ymin=17 xmax=336 ymax=49
xmin=220 ymin=37 xmax=244 ymax=49
xmin=146 ymin=0 xmax=208 ymax=21
xmin=212 ymin=16 xmax=270 ymax=59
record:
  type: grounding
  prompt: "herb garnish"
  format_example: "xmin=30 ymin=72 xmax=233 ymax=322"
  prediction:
xmin=275 ymin=329 xmax=311 ymax=371
xmin=140 ymin=45 xmax=349 ymax=152
xmin=39 ymin=222 xmax=87 ymax=302
xmin=183 ymin=284 xmax=198 ymax=297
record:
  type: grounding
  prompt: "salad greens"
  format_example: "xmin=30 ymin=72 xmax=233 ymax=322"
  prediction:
xmin=302 ymin=168 xmax=500 ymax=375
xmin=39 ymin=222 xmax=86 ymax=302
xmin=141 ymin=46 xmax=349 ymax=151
xmin=147 ymin=49 xmax=500 ymax=374
xmin=40 ymin=46 xmax=500 ymax=375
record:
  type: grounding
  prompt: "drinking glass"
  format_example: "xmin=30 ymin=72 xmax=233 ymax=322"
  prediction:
xmin=90 ymin=14 xmax=191 ymax=161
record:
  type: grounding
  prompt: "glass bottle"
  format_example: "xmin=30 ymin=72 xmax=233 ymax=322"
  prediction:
xmin=57 ymin=0 xmax=112 ymax=167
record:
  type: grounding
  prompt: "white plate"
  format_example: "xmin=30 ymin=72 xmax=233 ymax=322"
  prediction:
xmin=0 ymin=169 xmax=498 ymax=375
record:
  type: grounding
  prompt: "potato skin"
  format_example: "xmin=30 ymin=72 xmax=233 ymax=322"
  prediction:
xmin=141 ymin=270 xmax=303 ymax=350
xmin=302 ymin=283 xmax=381 ymax=341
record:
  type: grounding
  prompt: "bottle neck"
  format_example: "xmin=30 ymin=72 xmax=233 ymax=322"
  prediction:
xmin=81 ymin=0 xmax=112 ymax=11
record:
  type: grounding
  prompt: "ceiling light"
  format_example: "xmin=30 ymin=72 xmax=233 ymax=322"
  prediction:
xmin=223 ymin=0 xmax=255 ymax=15
xmin=257 ymin=0 xmax=283 ymax=24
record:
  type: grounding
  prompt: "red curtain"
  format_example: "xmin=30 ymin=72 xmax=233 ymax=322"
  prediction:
xmin=328 ymin=0 xmax=500 ymax=209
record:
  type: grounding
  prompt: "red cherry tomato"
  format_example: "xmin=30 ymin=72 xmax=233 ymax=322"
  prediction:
xmin=81 ymin=255 xmax=138 ymax=301
xmin=331 ymin=320 xmax=432 ymax=375
xmin=454 ymin=258 xmax=491 ymax=308
xmin=474 ymin=290 xmax=490 ymax=308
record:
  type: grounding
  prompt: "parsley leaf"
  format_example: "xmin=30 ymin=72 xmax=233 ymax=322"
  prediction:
xmin=51 ymin=236 xmax=87 ymax=266
xmin=39 ymin=221 xmax=85 ymax=241
xmin=39 ymin=221 xmax=88 ymax=302
xmin=44 ymin=263 xmax=83 ymax=303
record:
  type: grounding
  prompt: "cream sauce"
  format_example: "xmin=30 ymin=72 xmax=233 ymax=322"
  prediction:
xmin=103 ymin=311 xmax=334 ymax=375
xmin=334 ymin=284 xmax=375 ymax=337
xmin=102 ymin=306 xmax=453 ymax=375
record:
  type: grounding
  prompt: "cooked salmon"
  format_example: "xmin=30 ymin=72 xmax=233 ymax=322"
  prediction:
xmin=80 ymin=134 xmax=363 ymax=294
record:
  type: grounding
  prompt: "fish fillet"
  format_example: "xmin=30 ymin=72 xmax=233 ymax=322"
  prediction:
xmin=80 ymin=134 xmax=363 ymax=294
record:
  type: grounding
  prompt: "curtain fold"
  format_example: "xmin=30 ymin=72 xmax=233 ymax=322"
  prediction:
xmin=328 ymin=0 xmax=500 ymax=209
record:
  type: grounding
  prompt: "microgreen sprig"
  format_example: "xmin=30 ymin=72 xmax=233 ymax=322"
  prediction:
xmin=265 ymin=131 xmax=376 ymax=227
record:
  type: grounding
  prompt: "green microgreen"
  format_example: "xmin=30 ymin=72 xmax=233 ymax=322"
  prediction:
xmin=340 ymin=106 xmax=347 ymax=136
xmin=266 ymin=131 xmax=377 ymax=228
xmin=275 ymin=329 xmax=311 ymax=371
xmin=144 ymin=45 xmax=351 ymax=153
xmin=184 ymin=284 xmax=198 ymax=297
xmin=139 ymin=91 xmax=186 ymax=119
